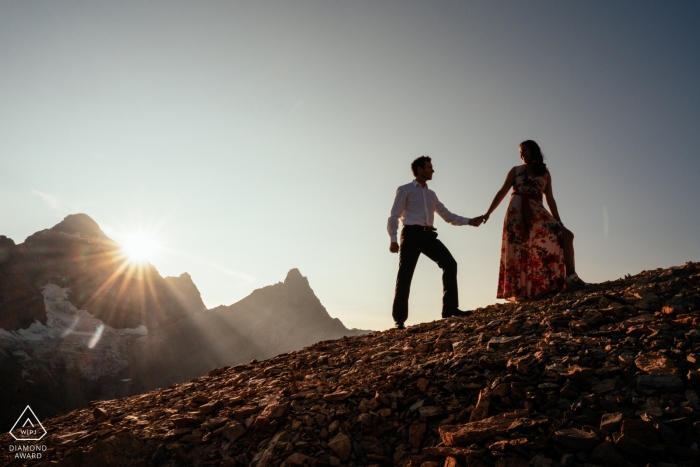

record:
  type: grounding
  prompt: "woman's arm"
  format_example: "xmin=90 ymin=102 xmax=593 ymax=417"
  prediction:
xmin=483 ymin=167 xmax=516 ymax=224
xmin=543 ymin=171 xmax=563 ymax=224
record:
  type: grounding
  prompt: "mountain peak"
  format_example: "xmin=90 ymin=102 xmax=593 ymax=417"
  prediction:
xmin=285 ymin=268 xmax=303 ymax=282
xmin=50 ymin=213 xmax=108 ymax=239
xmin=163 ymin=272 xmax=207 ymax=314
xmin=284 ymin=268 xmax=310 ymax=289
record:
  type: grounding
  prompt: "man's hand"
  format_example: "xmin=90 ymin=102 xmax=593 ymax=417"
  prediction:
xmin=389 ymin=242 xmax=399 ymax=253
xmin=468 ymin=216 xmax=484 ymax=227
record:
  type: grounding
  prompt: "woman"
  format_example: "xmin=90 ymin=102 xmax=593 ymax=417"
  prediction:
xmin=481 ymin=140 xmax=586 ymax=301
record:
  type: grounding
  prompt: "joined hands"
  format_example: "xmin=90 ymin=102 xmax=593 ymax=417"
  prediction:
xmin=468 ymin=213 xmax=491 ymax=227
xmin=469 ymin=216 xmax=485 ymax=227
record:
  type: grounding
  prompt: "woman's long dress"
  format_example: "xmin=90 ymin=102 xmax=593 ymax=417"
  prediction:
xmin=497 ymin=165 xmax=566 ymax=301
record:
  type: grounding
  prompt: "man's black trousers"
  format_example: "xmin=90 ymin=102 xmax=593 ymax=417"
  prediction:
xmin=392 ymin=225 xmax=458 ymax=324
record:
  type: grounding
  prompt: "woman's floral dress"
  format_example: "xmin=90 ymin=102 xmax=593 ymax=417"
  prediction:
xmin=497 ymin=165 xmax=566 ymax=301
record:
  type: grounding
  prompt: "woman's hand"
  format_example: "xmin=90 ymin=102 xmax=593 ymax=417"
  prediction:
xmin=482 ymin=213 xmax=490 ymax=224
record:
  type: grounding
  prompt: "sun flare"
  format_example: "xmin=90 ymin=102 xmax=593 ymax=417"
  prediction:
xmin=121 ymin=234 xmax=160 ymax=263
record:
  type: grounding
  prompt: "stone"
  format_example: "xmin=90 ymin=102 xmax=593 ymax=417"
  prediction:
xmin=358 ymin=412 xmax=380 ymax=426
xmin=620 ymin=419 xmax=659 ymax=445
xmin=198 ymin=400 xmax=221 ymax=414
xmin=469 ymin=388 xmax=491 ymax=422
xmin=408 ymin=422 xmax=427 ymax=447
xmin=257 ymin=401 xmax=290 ymax=424
xmin=287 ymin=452 xmax=310 ymax=465
xmin=328 ymin=433 xmax=351 ymax=461
xmin=560 ymin=453 xmax=574 ymax=467
xmin=507 ymin=355 xmax=534 ymax=374
xmin=494 ymin=458 xmax=529 ymax=467
xmin=637 ymin=374 xmax=684 ymax=392
xmin=599 ymin=413 xmax=623 ymax=432
xmin=439 ymin=410 xmax=528 ymax=446
xmin=562 ymin=365 xmax=595 ymax=379
xmin=322 ymin=390 xmax=352 ymax=402
xmin=222 ymin=421 xmax=246 ymax=442
xmin=590 ymin=379 xmax=616 ymax=393
xmin=491 ymin=382 xmax=511 ymax=397
xmin=418 ymin=406 xmax=442 ymax=418
xmin=233 ymin=405 xmax=261 ymax=418
xmin=552 ymin=428 xmax=600 ymax=450
xmin=529 ymin=454 xmax=558 ymax=467
xmin=487 ymin=335 xmax=522 ymax=349
xmin=421 ymin=447 xmax=485 ymax=458
xmin=92 ymin=407 xmax=109 ymax=422
xmin=589 ymin=441 xmax=629 ymax=467
xmin=202 ymin=417 xmax=227 ymax=430
xmin=686 ymin=389 xmax=699 ymax=407
xmin=668 ymin=443 xmax=700 ymax=461
xmin=170 ymin=416 xmax=200 ymax=427
xmin=191 ymin=394 xmax=210 ymax=404
xmin=635 ymin=352 xmax=680 ymax=375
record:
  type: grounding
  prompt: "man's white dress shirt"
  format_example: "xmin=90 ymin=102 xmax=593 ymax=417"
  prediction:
xmin=387 ymin=180 xmax=472 ymax=243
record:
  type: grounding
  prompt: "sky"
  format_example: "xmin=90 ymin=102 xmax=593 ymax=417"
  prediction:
xmin=1 ymin=1 xmax=699 ymax=331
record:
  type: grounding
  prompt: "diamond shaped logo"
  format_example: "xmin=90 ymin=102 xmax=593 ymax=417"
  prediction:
xmin=9 ymin=406 xmax=47 ymax=441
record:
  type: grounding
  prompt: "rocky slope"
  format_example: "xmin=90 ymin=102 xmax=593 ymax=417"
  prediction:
xmin=3 ymin=262 xmax=699 ymax=467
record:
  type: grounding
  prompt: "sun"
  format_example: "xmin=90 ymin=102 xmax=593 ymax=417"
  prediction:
xmin=120 ymin=234 xmax=160 ymax=263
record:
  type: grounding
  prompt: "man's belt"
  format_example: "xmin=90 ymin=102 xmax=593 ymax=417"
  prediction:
xmin=403 ymin=225 xmax=436 ymax=232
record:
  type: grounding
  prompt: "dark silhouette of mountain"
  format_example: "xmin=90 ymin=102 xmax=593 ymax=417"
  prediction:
xmin=0 ymin=214 xmax=210 ymax=432
xmin=164 ymin=273 xmax=207 ymax=315
xmin=0 ymin=213 xmax=195 ymax=331
xmin=130 ymin=268 xmax=367 ymax=392
xmin=0 ymin=235 xmax=43 ymax=330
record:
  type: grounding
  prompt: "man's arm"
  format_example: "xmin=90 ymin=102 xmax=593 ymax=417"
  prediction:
xmin=388 ymin=187 xmax=406 ymax=252
xmin=435 ymin=199 xmax=481 ymax=226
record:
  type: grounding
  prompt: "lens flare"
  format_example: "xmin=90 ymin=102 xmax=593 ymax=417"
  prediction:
xmin=121 ymin=234 xmax=160 ymax=263
xmin=88 ymin=324 xmax=105 ymax=349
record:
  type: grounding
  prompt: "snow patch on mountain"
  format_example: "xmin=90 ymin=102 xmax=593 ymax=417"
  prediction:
xmin=0 ymin=284 xmax=147 ymax=381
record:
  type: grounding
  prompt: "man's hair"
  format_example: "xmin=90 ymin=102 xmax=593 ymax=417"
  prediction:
xmin=411 ymin=156 xmax=431 ymax=176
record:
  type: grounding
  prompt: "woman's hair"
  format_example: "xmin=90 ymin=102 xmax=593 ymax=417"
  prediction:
xmin=520 ymin=140 xmax=548 ymax=176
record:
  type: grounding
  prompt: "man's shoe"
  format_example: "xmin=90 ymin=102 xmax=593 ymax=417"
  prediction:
xmin=442 ymin=308 xmax=471 ymax=318
xmin=394 ymin=322 xmax=406 ymax=330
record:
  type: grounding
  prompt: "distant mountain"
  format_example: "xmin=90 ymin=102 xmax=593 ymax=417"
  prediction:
xmin=0 ymin=214 xmax=367 ymax=431
xmin=164 ymin=272 xmax=208 ymax=315
xmin=0 ymin=214 xmax=208 ymax=431
xmin=0 ymin=214 xmax=197 ymax=331
xmin=129 ymin=268 xmax=367 ymax=392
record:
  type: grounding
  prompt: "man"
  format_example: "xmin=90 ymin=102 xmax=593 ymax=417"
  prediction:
xmin=388 ymin=156 xmax=483 ymax=330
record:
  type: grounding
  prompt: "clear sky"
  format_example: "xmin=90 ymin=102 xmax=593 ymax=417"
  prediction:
xmin=1 ymin=1 xmax=699 ymax=331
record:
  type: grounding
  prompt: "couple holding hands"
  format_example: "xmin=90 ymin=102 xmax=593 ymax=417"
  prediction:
xmin=387 ymin=140 xmax=587 ymax=330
